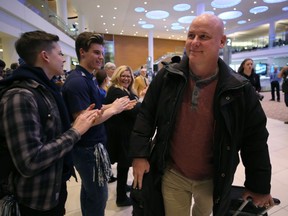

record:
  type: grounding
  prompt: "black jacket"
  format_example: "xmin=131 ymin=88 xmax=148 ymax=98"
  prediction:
xmin=105 ymin=86 xmax=141 ymax=167
xmin=130 ymin=56 xmax=271 ymax=215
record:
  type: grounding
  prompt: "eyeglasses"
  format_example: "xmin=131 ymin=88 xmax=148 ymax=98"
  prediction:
xmin=120 ymin=75 xmax=132 ymax=79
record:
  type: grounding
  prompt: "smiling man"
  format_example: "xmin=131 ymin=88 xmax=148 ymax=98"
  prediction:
xmin=130 ymin=14 xmax=273 ymax=216
xmin=62 ymin=32 xmax=130 ymax=216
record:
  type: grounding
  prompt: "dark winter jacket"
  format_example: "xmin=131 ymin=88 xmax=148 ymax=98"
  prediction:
xmin=105 ymin=86 xmax=141 ymax=167
xmin=130 ymin=55 xmax=271 ymax=215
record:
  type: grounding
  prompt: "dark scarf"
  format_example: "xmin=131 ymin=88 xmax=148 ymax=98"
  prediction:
xmin=0 ymin=65 xmax=75 ymax=181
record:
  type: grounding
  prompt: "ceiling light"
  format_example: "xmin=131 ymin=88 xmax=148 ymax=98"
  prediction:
xmin=263 ymin=0 xmax=286 ymax=3
xmin=178 ymin=16 xmax=196 ymax=24
xmin=138 ymin=21 xmax=146 ymax=25
xmin=218 ymin=11 xmax=242 ymax=20
xmin=250 ymin=6 xmax=269 ymax=14
xmin=135 ymin=7 xmax=145 ymax=12
xmin=171 ymin=26 xmax=185 ymax=30
xmin=171 ymin=23 xmax=180 ymax=26
xmin=238 ymin=20 xmax=247 ymax=24
xmin=282 ymin=6 xmax=288 ymax=11
xmin=146 ymin=10 xmax=169 ymax=19
xmin=173 ymin=4 xmax=191 ymax=12
xmin=211 ymin=0 xmax=241 ymax=8
xmin=142 ymin=24 xmax=155 ymax=29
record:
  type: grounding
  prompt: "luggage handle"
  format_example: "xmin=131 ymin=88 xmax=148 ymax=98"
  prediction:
xmin=232 ymin=198 xmax=251 ymax=216
xmin=232 ymin=197 xmax=281 ymax=216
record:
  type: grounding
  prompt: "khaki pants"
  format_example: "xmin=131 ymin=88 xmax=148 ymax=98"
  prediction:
xmin=162 ymin=168 xmax=213 ymax=216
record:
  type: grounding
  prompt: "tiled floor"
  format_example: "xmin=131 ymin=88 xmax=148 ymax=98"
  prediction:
xmin=65 ymin=118 xmax=288 ymax=215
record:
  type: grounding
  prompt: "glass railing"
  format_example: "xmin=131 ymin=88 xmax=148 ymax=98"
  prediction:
xmin=18 ymin=0 xmax=78 ymax=39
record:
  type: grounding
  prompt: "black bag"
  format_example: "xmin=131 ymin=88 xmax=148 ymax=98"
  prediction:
xmin=130 ymin=138 xmax=165 ymax=216
xmin=0 ymin=81 xmax=48 ymax=197
xmin=130 ymin=168 xmax=164 ymax=216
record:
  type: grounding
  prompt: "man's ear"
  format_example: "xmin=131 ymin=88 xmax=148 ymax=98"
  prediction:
xmin=40 ymin=50 xmax=49 ymax=62
xmin=79 ymin=48 xmax=85 ymax=58
xmin=220 ymin=35 xmax=227 ymax=49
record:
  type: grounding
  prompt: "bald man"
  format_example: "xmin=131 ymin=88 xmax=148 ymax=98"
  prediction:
xmin=130 ymin=14 xmax=273 ymax=216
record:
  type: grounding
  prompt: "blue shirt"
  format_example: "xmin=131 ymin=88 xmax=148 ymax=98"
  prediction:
xmin=270 ymin=69 xmax=281 ymax=82
xmin=62 ymin=65 xmax=106 ymax=147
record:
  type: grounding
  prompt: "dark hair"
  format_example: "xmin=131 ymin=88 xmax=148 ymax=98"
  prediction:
xmin=237 ymin=58 xmax=255 ymax=75
xmin=96 ymin=69 xmax=107 ymax=86
xmin=10 ymin=62 xmax=19 ymax=70
xmin=75 ymin=32 xmax=104 ymax=61
xmin=0 ymin=59 xmax=5 ymax=68
xmin=171 ymin=56 xmax=181 ymax=63
xmin=15 ymin=30 xmax=59 ymax=66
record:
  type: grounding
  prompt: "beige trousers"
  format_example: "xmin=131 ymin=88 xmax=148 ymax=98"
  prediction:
xmin=162 ymin=168 xmax=213 ymax=216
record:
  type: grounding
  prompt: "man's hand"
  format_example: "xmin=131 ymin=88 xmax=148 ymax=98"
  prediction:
xmin=242 ymin=189 xmax=274 ymax=208
xmin=125 ymin=99 xmax=137 ymax=110
xmin=72 ymin=109 xmax=102 ymax=135
xmin=132 ymin=158 xmax=150 ymax=189
xmin=110 ymin=96 xmax=130 ymax=114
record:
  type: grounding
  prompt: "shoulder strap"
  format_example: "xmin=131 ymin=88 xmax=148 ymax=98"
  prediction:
xmin=1 ymin=82 xmax=49 ymax=126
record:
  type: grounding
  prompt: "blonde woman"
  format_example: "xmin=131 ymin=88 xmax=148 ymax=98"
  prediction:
xmin=105 ymin=65 xmax=142 ymax=206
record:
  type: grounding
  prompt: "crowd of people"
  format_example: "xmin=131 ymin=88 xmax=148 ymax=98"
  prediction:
xmin=1 ymin=13 xmax=286 ymax=216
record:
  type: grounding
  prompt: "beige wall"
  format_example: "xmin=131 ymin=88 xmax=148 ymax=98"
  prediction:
xmin=106 ymin=34 xmax=185 ymax=71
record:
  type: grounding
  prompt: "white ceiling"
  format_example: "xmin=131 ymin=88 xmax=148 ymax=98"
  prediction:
xmin=63 ymin=0 xmax=288 ymax=41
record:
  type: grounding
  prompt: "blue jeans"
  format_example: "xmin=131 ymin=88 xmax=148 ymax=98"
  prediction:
xmin=72 ymin=146 xmax=108 ymax=216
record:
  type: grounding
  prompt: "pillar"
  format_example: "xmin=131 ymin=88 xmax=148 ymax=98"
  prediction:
xmin=196 ymin=3 xmax=205 ymax=15
xmin=2 ymin=37 xmax=18 ymax=68
xmin=269 ymin=21 xmax=275 ymax=48
xmin=148 ymin=30 xmax=154 ymax=71
xmin=56 ymin=0 xmax=68 ymax=29
xmin=64 ymin=55 xmax=71 ymax=72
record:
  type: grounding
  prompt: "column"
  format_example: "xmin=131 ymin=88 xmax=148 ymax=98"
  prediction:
xmin=223 ymin=38 xmax=232 ymax=65
xmin=196 ymin=3 xmax=205 ymax=15
xmin=64 ymin=55 xmax=71 ymax=72
xmin=148 ymin=30 xmax=154 ymax=71
xmin=78 ymin=13 xmax=87 ymax=33
xmin=56 ymin=0 xmax=68 ymax=29
xmin=2 ymin=37 xmax=18 ymax=68
xmin=269 ymin=21 xmax=275 ymax=48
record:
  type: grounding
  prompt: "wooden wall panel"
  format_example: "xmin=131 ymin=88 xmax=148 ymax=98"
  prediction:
xmin=110 ymin=34 xmax=185 ymax=71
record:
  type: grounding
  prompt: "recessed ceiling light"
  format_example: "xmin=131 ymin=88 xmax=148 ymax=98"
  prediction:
xmin=135 ymin=7 xmax=145 ymax=12
xmin=142 ymin=24 xmax=155 ymax=29
xmin=146 ymin=10 xmax=169 ymax=19
xmin=250 ymin=6 xmax=269 ymax=14
xmin=178 ymin=16 xmax=196 ymax=24
xmin=282 ymin=6 xmax=288 ymax=11
xmin=173 ymin=4 xmax=191 ymax=12
xmin=218 ymin=11 xmax=242 ymax=20
xmin=211 ymin=0 xmax=241 ymax=8
xmin=171 ymin=26 xmax=185 ymax=30
xmin=263 ymin=0 xmax=286 ymax=3
xmin=238 ymin=20 xmax=247 ymax=24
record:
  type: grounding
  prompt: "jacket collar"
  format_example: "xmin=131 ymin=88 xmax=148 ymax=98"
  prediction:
xmin=164 ymin=55 xmax=248 ymax=93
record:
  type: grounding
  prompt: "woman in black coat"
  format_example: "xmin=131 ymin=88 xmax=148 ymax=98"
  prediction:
xmin=105 ymin=65 xmax=145 ymax=207
xmin=238 ymin=58 xmax=264 ymax=100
